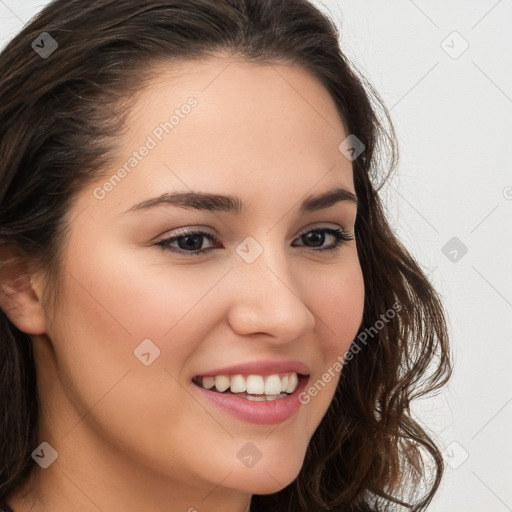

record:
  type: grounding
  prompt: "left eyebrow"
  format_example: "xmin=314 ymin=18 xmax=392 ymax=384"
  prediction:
xmin=122 ymin=186 xmax=357 ymax=215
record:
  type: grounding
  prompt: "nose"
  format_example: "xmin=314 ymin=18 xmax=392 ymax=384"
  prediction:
xmin=225 ymin=241 xmax=315 ymax=342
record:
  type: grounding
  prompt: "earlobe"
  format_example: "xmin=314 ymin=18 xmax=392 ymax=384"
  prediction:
xmin=0 ymin=246 xmax=47 ymax=335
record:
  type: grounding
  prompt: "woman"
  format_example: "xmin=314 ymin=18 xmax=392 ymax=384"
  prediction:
xmin=0 ymin=1 xmax=451 ymax=511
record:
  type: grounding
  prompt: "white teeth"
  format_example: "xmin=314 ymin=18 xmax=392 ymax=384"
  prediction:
xmin=197 ymin=372 xmax=301 ymax=395
xmin=202 ymin=376 xmax=215 ymax=389
xmin=264 ymin=374 xmax=283 ymax=395
xmin=245 ymin=394 xmax=267 ymax=401
xmin=230 ymin=374 xmax=246 ymax=393
xmin=244 ymin=393 xmax=288 ymax=401
xmin=285 ymin=373 xmax=298 ymax=393
xmin=246 ymin=375 xmax=265 ymax=394
xmin=214 ymin=375 xmax=230 ymax=392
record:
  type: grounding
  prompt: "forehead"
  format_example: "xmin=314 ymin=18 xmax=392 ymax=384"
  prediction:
xmin=124 ymin=55 xmax=347 ymax=155
xmin=86 ymin=56 xmax=355 ymax=215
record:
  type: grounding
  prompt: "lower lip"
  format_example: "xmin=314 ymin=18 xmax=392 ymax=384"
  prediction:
xmin=191 ymin=376 xmax=309 ymax=425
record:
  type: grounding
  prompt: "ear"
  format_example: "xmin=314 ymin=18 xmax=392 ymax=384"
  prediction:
xmin=0 ymin=245 xmax=47 ymax=335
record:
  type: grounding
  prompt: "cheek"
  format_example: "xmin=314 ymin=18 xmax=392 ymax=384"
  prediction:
xmin=293 ymin=257 xmax=364 ymax=426
xmin=49 ymin=245 xmax=232 ymax=413
xmin=59 ymin=238 xmax=227 ymax=344
xmin=307 ymin=257 xmax=365 ymax=361
xmin=48 ymin=256 xmax=226 ymax=479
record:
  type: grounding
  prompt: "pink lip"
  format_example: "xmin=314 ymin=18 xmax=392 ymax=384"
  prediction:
xmin=191 ymin=374 xmax=310 ymax=425
xmin=194 ymin=359 xmax=311 ymax=377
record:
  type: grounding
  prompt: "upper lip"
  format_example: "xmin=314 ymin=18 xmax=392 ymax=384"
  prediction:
xmin=194 ymin=359 xmax=311 ymax=378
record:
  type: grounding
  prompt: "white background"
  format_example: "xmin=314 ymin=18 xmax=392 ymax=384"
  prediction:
xmin=1 ymin=1 xmax=511 ymax=510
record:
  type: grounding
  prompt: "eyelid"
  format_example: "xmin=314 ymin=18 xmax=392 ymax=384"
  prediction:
xmin=155 ymin=222 xmax=354 ymax=256
xmin=157 ymin=223 xmax=352 ymax=243
xmin=296 ymin=222 xmax=352 ymax=237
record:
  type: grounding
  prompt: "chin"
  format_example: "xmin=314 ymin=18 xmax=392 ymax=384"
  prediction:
xmin=224 ymin=458 xmax=304 ymax=495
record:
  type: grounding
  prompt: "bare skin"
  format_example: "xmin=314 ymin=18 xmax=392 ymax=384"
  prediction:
xmin=3 ymin=55 xmax=364 ymax=512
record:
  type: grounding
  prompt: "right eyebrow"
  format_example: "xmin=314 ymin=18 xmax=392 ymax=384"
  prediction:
xmin=123 ymin=186 xmax=357 ymax=215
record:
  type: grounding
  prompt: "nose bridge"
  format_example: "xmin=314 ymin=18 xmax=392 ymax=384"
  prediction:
xmin=235 ymin=233 xmax=293 ymax=294
xmin=227 ymin=235 xmax=315 ymax=338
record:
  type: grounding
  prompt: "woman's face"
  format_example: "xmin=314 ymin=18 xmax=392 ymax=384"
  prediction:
xmin=34 ymin=56 xmax=364 ymax=505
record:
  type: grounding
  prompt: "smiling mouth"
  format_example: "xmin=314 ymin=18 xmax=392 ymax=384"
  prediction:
xmin=192 ymin=372 xmax=308 ymax=401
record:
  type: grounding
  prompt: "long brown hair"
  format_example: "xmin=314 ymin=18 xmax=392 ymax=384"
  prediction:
xmin=0 ymin=1 xmax=451 ymax=510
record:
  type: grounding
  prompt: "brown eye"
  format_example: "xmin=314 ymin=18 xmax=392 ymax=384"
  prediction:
xmin=156 ymin=229 xmax=220 ymax=255
xmin=292 ymin=227 xmax=354 ymax=252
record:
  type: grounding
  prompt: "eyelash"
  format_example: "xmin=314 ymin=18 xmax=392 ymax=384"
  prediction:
xmin=155 ymin=226 xmax=354 ymax=256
